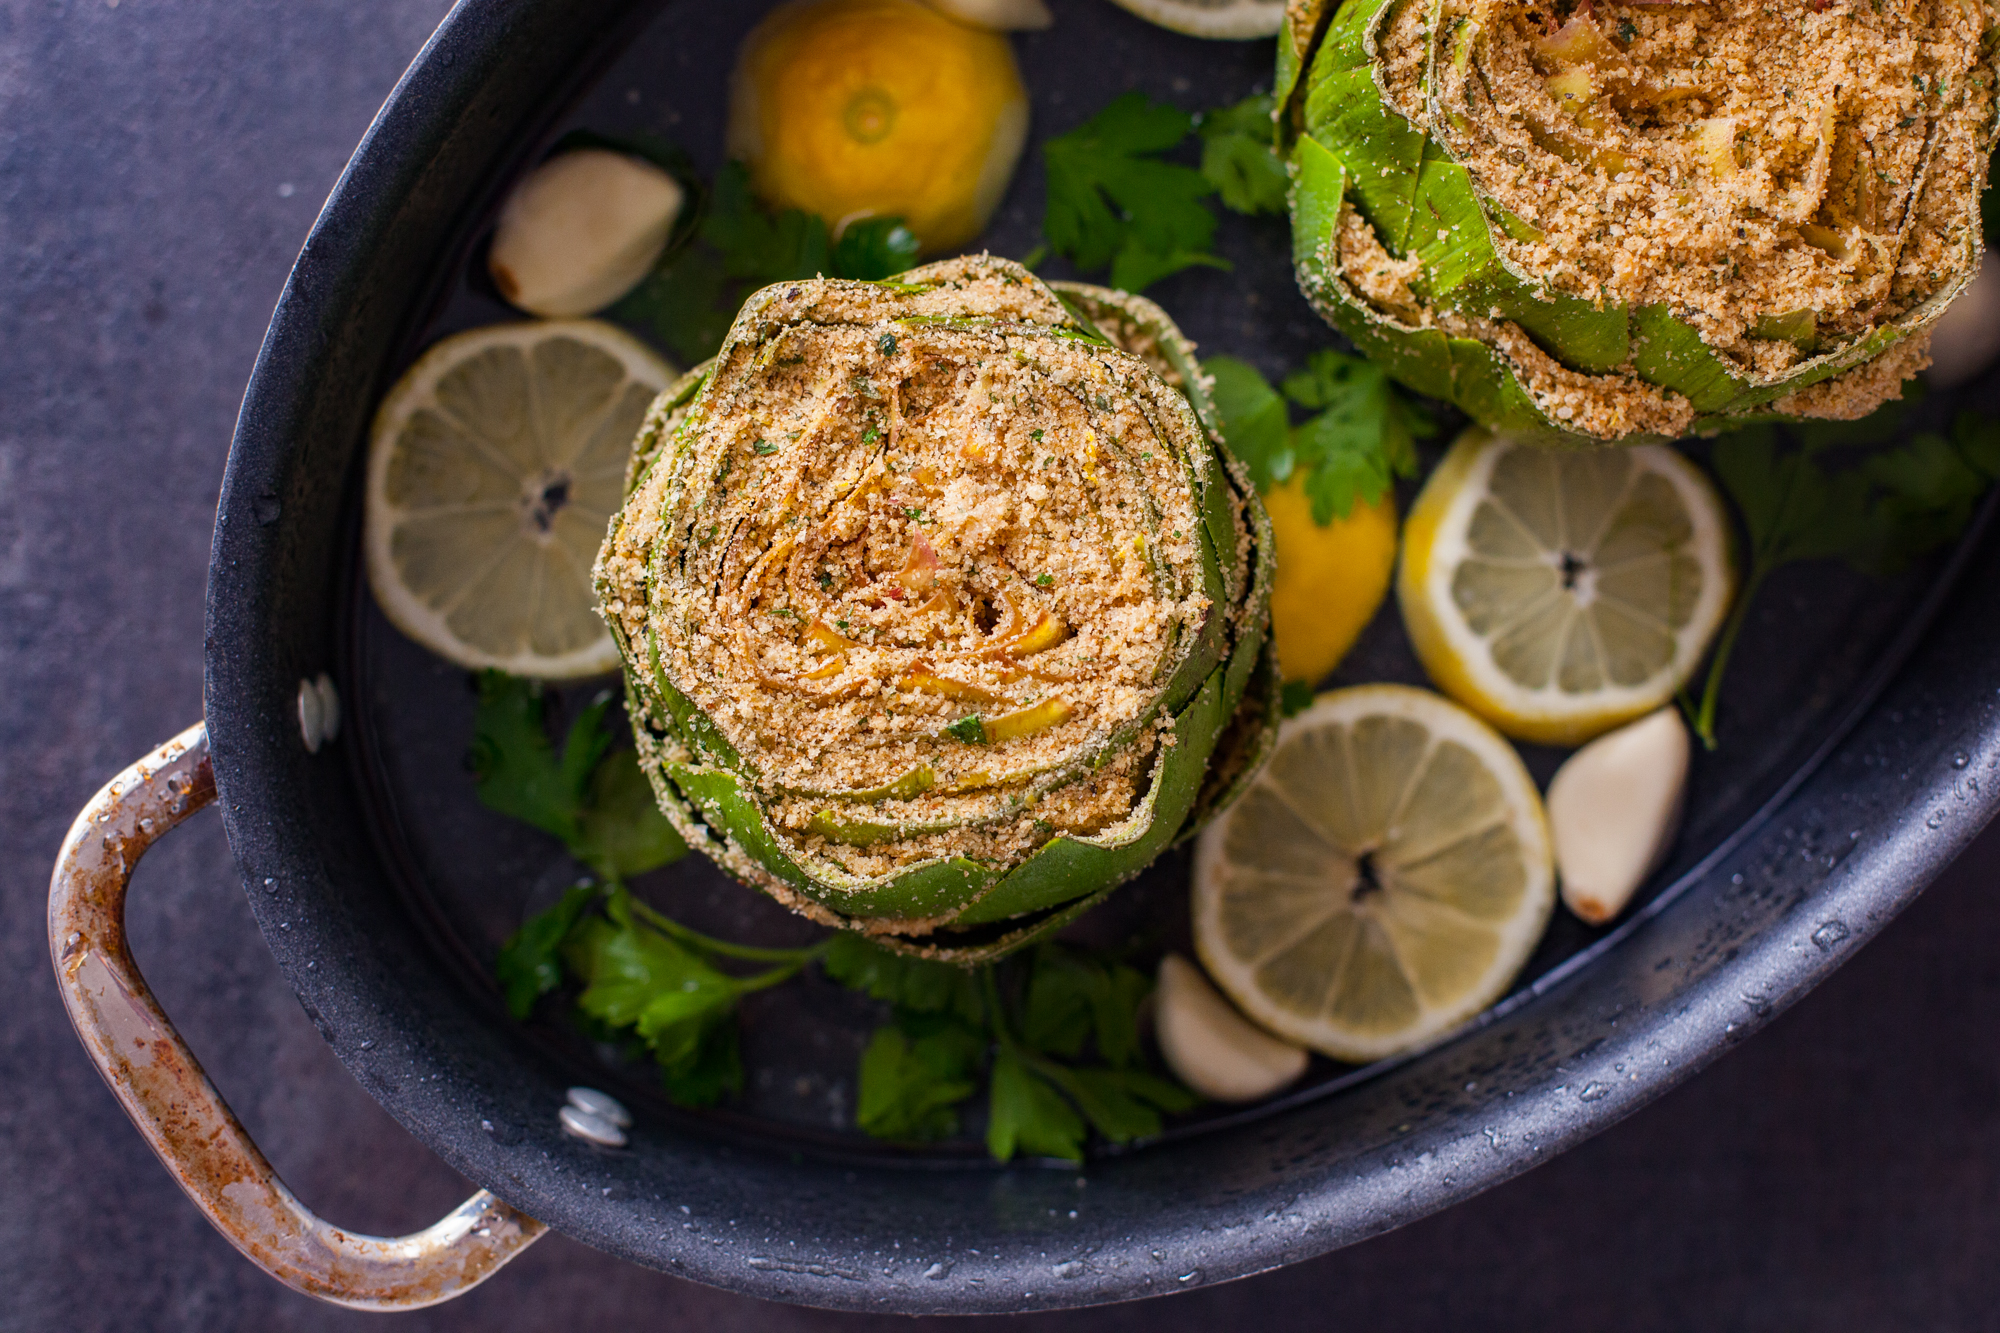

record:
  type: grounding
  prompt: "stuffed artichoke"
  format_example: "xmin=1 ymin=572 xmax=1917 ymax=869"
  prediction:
xmin=1279 ymin=0 xmax=2000 ymax=446
xmin=596 ymin=256 xmax=1276 ymax=960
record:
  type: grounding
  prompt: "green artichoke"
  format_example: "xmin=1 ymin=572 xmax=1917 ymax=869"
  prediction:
xmin=1278 ymin=0 xmax=1999 ymax=447
xmin=596 ymin=256 xmax=1276 ymax=961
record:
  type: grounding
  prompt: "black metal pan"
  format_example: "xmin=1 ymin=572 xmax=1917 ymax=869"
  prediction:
xmin=48 ymin=0 xmax=2000 ymax=1312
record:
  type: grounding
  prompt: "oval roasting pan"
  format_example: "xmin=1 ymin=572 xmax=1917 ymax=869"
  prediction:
xmin=51 ymin=0 xmax=2000 ymax=1313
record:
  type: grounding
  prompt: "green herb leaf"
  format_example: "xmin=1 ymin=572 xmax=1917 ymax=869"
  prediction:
xmin=703 ymin=160 xmax=832 ymax=283
xmin=494 ymin=881 xmax=599 ymax=1020
xmin=470 ymin=672 xmax=609 ymax=846
xmin=1206 ymin=355 xmax=1292 ymax=488
xmin=1282 ymin=349 xmax=1432 ymax=521
xmin=563 ymin=892 xmax=749 ymax=1106
xmin=1108 ymin=241 xmax=1231 ymax=296
xmin=471 ymin=670 xmax=686 ymax=879
xmin=611 ymin=251 xmax=736 ymax=366
xmin=1859 ymin=414 xmax=1998 ymax=571
xmin=566 ymin=902 xmax=738 ymax=1035
xmin=1205 ymin=351 xmax=1430 ymax=523
xmin=655 ymin=1009 xmax=745 ymax=1106
xmin=1196 ymin=93 xmax=1289 ymax=216
xmin=836 ymin=218 xmax=922 ymax=281
xmin=1695 ymin=408 xmax=1998 ymax=747
xmin=1040 ymin=1063 xmax=1196 ymax=1144
xmin=986 ymin=1047 xmax=1088 ymax=1162
xmin=614 ymin=160 xmax=919 ymax=365
xmin=571 ymin=750 xmax=688 ymax=880
xmin=1042 ymin=93 xmax=1225 ymax=293
xmin=856 ymin=1011 xmax=986 ymax=1142
xmin=822 ymin=934 xmax=985 ymax=1024
xmin=1017 ymin=945 xmax=1151 ymax=1068
xmin=1280 ymin=680 xmax=1316 ymax=717
xmin=944 ymin=715 xmax=988 ymax=744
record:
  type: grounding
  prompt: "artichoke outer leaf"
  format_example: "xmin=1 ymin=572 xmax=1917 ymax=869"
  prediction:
xmin=646 ymin=632 xmax=744 ymax=770
xmin=665 ymin=759 xmax=1005 ymax=921
xmin=1291 ymin=0 xmax=1983 ymax=443
xmin=1291 ymin=138 xmax=1457 ymax=403
xmin=1277 ymin=0 xmax=1341 ymax=138
xmin=1628 ymin=305 xmax=1754 ymax=415
xmin=950 ymin=649 xmax=1235 ymax=928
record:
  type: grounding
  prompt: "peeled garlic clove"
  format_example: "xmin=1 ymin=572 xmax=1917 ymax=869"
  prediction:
xmin=1926 ymin=252 xmax=2000 ymax=389
xmin=1156 ymin=954 xmax=1308 ymax=1103
xmin=919 ymin=0 xmax=1053 ymax=30
xmin=488 ymin=149 xmax=685 ymax=318
xmin=1548 ymin=707 xmax=1690 ymax=926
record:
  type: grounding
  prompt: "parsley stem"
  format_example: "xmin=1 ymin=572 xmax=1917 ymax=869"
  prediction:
xmin=1688 ymin=565 xmax=1768 ymax=751
xmin=732 ymin=957 xmax=812 ymax=993
xmin=625 ymin=893 xmax=829 ymax=965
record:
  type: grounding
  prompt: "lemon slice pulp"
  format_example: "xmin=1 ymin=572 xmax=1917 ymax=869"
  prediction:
xmin=1103 ymin=0 xmax=1285 ymax=39
xmin=365 ymin=320 xmax=675 ymax=678
xmin=1398 ymin=428 xmax=1734 ymax=746
xmin=1193 ymin=684 xmax=1554 ymax=1063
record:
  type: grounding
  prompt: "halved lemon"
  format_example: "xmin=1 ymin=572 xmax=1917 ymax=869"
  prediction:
xmin=364 ymin=320 xmax=675 ymax=678
xmin=1397 ymin=429 xmax=1734 ymax=747
xmin=1263 ymin=476 xmax=1397 ymax=685
xmin=1193 ymin=684 xmax=1554 ymax=1063
xmin=1104 ymin=0 xmax=1285 ymax=39
xmin=727 ymin=0 xmax=1030 ymax=254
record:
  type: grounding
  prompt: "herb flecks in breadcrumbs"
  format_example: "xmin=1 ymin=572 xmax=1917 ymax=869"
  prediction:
xmin=595 ymin=256 xmax=1276 ymax=959
xmin=1289 ymin=0 xmax=2000 ymax=444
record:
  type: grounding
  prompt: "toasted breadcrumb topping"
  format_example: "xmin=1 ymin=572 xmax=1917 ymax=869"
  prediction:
xmin=600 ymin=257 xmax=1227 ymax=881
xmin=1346 ymin=0 xmax=1995 ymax=431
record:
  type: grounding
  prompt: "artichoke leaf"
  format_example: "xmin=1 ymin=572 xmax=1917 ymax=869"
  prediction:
xmin=951 ymin=651 xmax=1236 ymax=927
xmin=668 ymin=759 xmax=1004 ymax=920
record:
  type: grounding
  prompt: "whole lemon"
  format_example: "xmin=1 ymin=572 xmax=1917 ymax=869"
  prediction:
xmin=1262 ymin=476 xmax=1398 ymax=685
xmin=727 ymin=0 xmax=1030 ymax=254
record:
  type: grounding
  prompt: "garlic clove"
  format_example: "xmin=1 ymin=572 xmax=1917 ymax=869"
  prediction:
xmin=919 ymin=0 xmax=1054 ymax=31
xmin=1548 ymin=706 xmax=1690 ymax=926
xmin=1156 ymin=954 xmax=1308 ymax=1103
xmin=488 ymin=149 xmax=685 ymax=318
xmin=1925 ymin=251 xmax=2000 ymax=389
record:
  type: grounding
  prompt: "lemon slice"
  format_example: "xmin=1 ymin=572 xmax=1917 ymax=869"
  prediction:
xmin=1397 ymin=428 xmax=1734 ymax=747
xmin=365 ymin=320 xmax=674 ymax=677
xmin=1103 ymin=0 xmax=1284 ymax=39
xmin=1193 ymin=684 xmax=1554 ymax=1062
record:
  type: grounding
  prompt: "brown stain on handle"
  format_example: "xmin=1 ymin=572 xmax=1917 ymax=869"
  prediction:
xmin=47 ymin=722 xmax=546 ymax=1310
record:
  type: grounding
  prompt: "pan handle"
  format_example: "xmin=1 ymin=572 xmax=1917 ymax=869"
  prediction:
xmin=47 ymin=722 xmax=546 ymax=1310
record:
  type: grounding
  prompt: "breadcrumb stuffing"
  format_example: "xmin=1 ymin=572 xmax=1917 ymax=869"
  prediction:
xmin=1344 ymin=0 xmax=1998 ymax=433
xmin=600 ymin=256 xmax=1232 ymax=892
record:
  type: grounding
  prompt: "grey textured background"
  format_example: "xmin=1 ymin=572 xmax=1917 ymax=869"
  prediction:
xmin=3 ymin=2 xmax=1998 ymax=1328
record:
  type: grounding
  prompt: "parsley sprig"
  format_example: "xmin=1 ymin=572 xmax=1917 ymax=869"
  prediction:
xmin=1205 ymin=349 xmax=1433 ymax=523
xmin=613 ymin=160 xmax=922 ymax=365
xmin=477 ymin=670 xmax=1197 ymax=1152
xmin=470 ymin=671 xmax=686 ymax=886
xmin=475 ymin=672 xmax=813 ymax=1103
xmin=1195 ymin=93 xmax=1290 ymax=217
xmin=1037 ymin=91 xmax=1290 ymax=293
xmin=830 ymin=937 xmax=1196 ymax=1161
xmin=1693 ymin=408 xmax=2000 ymax=748
xmin=1040 ymin=92 xmax=1229 ymax=294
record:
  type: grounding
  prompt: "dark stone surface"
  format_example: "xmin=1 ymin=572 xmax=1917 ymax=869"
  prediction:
xmin=2 ymin=2 xmax=1997 ymax=1329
